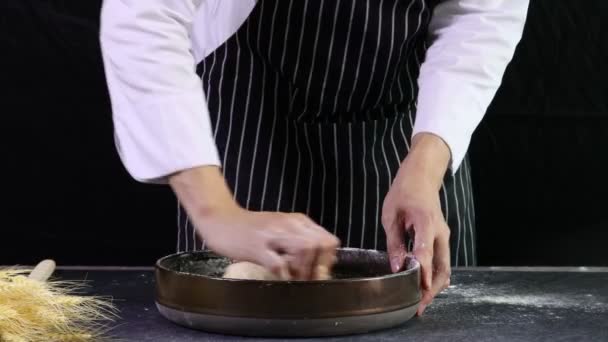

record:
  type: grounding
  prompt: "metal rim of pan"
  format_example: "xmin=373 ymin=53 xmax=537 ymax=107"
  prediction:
xmin=155 ymin=247 xmax=420 ymax=283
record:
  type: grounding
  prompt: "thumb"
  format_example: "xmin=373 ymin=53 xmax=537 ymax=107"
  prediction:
xmin=384 ymin=218 xmax=407 ymax=273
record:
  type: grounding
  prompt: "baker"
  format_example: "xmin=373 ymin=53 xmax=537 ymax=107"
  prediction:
xmin=100 ymin=0 xmax=528 ymax=314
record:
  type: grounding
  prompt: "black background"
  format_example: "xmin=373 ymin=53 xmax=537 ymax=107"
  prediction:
xmin=2 ymin=1 xmax=607 ymax=266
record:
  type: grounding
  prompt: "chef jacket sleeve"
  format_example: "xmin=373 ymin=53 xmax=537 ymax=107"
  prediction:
xmin=413 ymin=0 xmax=529 ymax=172
xmin=100 ymin=0 xmax=220 ymax=183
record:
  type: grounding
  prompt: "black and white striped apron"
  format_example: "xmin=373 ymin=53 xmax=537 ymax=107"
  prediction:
xmin=177 ymin=0 xmax=477 ymax=266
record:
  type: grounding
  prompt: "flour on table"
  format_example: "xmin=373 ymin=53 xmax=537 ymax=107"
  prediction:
xmin=436 ymin=283 xmax=605 ymax=313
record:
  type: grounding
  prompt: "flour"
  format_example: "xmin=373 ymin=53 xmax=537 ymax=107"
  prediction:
xmin=435 ymin=282 xmax=606 ymax=313
xmin=472 ymin=295 xmax=572 ymax=308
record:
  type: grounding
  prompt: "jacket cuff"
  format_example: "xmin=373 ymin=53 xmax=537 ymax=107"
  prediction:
xmin=413 ymin=77 xmax=483 ymax=174
xmin=113 ymin=91 xmax=220 ymax=184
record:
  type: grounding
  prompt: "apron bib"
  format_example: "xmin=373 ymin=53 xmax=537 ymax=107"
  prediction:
xmin=178 ymin=0 xmax=476 ymax=266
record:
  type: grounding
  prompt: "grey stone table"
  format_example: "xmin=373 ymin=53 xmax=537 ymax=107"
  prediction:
xmin=56 ymin=267 xmax=608 ymax=342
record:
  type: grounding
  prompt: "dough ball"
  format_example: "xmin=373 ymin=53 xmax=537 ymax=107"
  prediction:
xmin=222 ymin=262 xmax=279 ymax=281
xmin=222 ymin=262 xmax=334 ymax=281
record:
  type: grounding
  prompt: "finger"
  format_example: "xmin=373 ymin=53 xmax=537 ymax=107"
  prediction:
xmin=412 ymin=219 xmax=434 ymax=291
xmin=418 ymin=225 xmax=451 ymax=316
xmin=273 ymin=215 xmax=330 ymax=280
xmin=268 ymin=235 xmax=313 ymax=280
xmin=417 ymin=290 xmax=434 ymax=316
xmin=257 ymin=249 xmax=291 ymax=280
xmin=299 ymin=216 xmax=339 ymax=280
xmin=430 ymin=225 xmax=451 ymax=295
xmin=384 ymin=217 xmax=407 ymax=273
xmin=313 ymin=236 xmax=338 ymax=280
xmin=313 ymin=250 xmax=337 ymax=280
xmin=290 ymin=238 xmax=317 ymax=280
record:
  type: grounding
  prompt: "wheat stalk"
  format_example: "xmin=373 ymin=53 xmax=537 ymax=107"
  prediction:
xmin=0 ymin=262 xmax=118 ymax=342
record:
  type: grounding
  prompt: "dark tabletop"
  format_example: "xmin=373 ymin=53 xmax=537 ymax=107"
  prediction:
xmin=55 ymin=267 xmax=608 ymax=342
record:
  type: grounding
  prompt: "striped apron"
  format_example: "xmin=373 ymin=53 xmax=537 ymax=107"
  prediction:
xmin=178 ymin=0 xmax=477 ymax=266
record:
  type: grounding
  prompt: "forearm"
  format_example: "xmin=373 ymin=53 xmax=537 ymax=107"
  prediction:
xmin=169 ymin=166 xmax=239 ymax=224
xmin=404 ymin=133 xmax=451 ymax=192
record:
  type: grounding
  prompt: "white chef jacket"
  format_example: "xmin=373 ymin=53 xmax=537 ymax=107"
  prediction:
xmin=100 ymin=0 xmax=529 ymax=183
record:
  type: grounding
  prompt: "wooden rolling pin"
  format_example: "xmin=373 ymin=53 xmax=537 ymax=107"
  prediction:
xmin=28 ymin=259 xmax=56 ymax=282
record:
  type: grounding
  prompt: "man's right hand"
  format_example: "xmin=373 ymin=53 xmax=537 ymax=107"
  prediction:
xmin=169 ymin=166 xmax=339 ymax=281
xmin=201 ymin=209 xmax=339 ymax=280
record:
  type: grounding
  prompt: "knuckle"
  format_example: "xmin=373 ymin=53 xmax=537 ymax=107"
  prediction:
xmin=318 ymin=242 xmax=333 ymax=254
xmin=274 ymin=212 xmax=290 ymax=221
xmin=293 ymin=213 xmax=308 ymax=221
xmin=436 ymin=265 xmax=451 ymax=277
xmin=282 ymin=215 xmax=299 ymax=227
xmin=415 ymin=253 xmax=431 ymax=265
xmin=325 ymin=235 xmax=340 ymax=249
xmin=442 ymin=269 xmax=452 ymax=279
xmin=441 ymin=222 xmax=451 ymax=234
xmin=414 ymin=241 xmax=432 ymax=253
xmin=443 ymin=227 xmax=451 ymax=238
xmin=316 ymin=230 xmax=339 ymax=247
xmin=332 ymin=236 xmax=341 ymax=247
xmin=380 ymin=213 xmax=393 ymax=229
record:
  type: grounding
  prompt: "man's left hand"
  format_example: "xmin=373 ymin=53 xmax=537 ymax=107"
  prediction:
xmin=382 ymin=133 xmax=452 ymax=316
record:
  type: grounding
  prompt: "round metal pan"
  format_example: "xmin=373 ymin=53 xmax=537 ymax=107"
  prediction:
xmin=155 ymin=248 xmax=420 ymax=337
